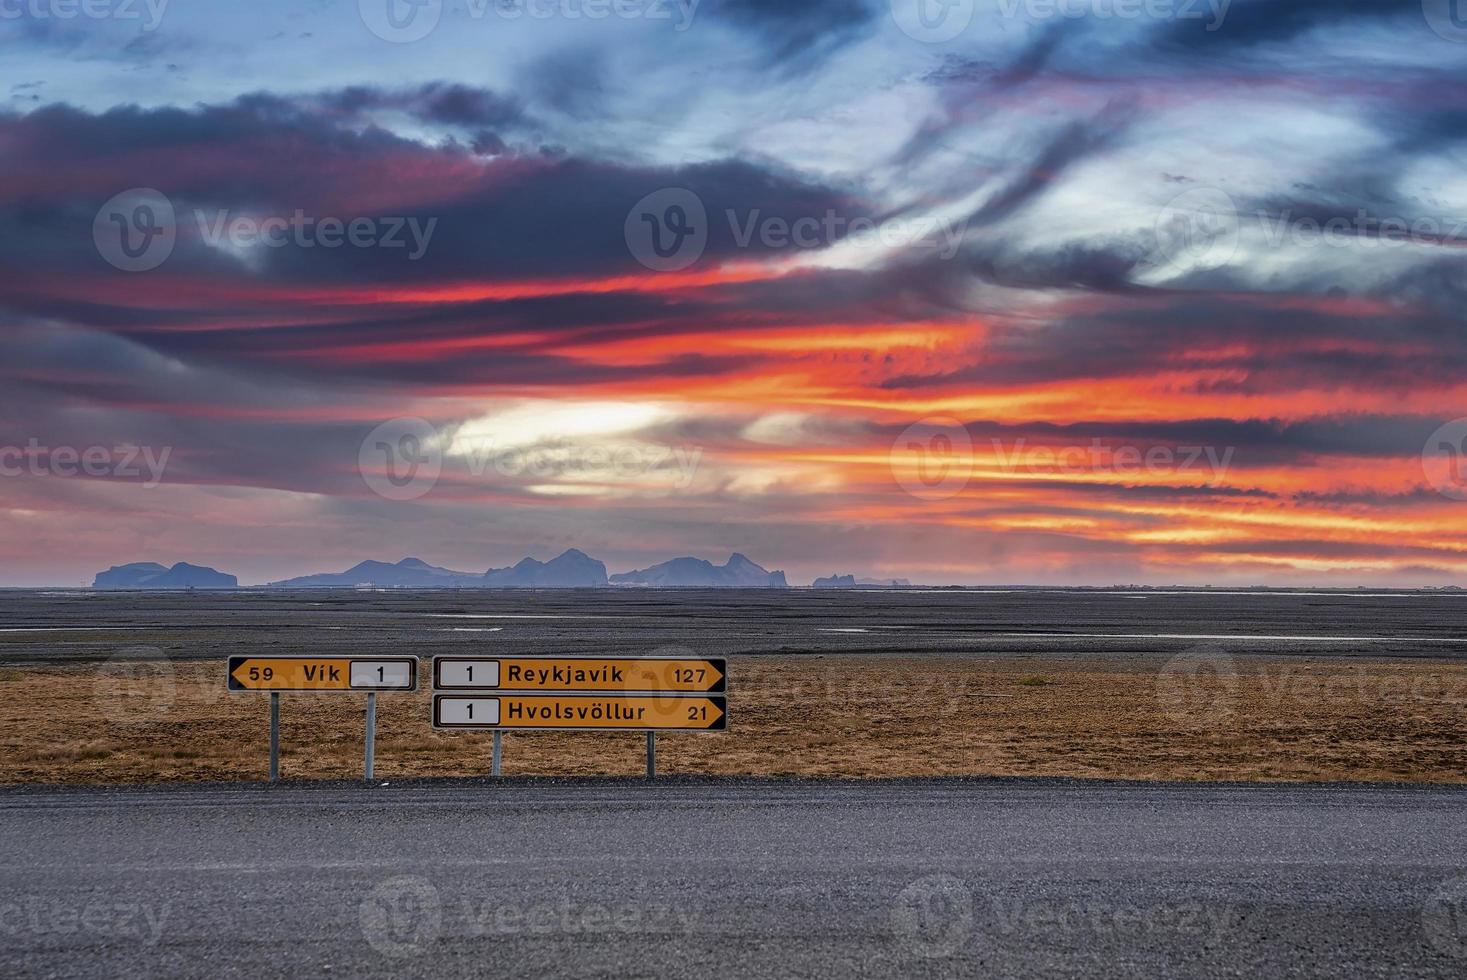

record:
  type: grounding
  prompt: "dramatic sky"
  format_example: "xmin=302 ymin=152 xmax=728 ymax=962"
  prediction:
xmin=3 ymin=0 xmax=1467 ymax=586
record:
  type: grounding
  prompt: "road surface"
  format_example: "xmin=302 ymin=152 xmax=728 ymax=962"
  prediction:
xmin=1 ymin=779 xmax=1465 ymax=978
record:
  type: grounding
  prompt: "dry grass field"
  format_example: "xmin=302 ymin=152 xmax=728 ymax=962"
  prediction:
xmin=3 ymin=654 xmax=1466 ymax=783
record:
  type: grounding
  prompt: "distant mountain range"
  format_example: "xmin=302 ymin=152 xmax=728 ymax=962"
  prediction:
xmin=259 ymin=550 xmax=607 ymax=588
xmin=93 ymin=562 xmax=239 ymax=590
xmin=609 ymin=553 xmax=786 ymax=588
xmin=812 ymin=574 xmax=914 ymax=589
xmin=88 ymin=552 xmax=915 ymax=590
xmin=484 ymin=550 xmax=608 ymax=588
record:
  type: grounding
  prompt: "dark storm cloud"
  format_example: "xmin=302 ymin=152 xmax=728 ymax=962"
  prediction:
xmin=1153 ymin=0 xmax=1421 ymax=50
xmin=0 ymin=93 xmax=864 ymax=295
xmin=1294 ymin=487 xmax=1452 ymax=508
xmin=315 ymin=83 xmax=528 ymax=129
xmin=880 ymin=291 xmax=1467 ymax=393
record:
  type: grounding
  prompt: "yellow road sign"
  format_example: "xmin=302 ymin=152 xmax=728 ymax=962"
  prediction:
xmin=433 ymin=656 xmax=725 ymax=693
xmin=432 ymin=694 xmax=727 ymax=731
xmin=228 ymin=656 xmax=418 ymax=692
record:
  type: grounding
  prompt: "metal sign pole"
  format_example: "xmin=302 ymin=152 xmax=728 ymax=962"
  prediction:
xmin=646 ymin=731 xmax=656 ymax=778
xmin=269 ymin=692 xmax=280 ymax=783
xmin=491 ymin=730 xmax=502 ymax=777
xmin=364 ymin=692 xmax=377 ymax=782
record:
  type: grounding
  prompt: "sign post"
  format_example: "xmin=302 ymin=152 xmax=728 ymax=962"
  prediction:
xmin=492 ymin=730 xmax=502 ymax=778
xmin=228 ymin=656 xmax=418 ymax=781
xmin=269 ymin=692 xmax=280 ymax=783
xmin=364 ymin=692 xmax=377 ymax=782
xmin=647 ymin=731 xmax=656 ymax=779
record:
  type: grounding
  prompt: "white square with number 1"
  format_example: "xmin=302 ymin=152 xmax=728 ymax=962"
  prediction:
xmin=441 ymin=660 xmax=499 ymax=688
xmin=350 ymin=661 xmax=413 ymax=689
xmin=441 ymin=698 xmax=499 ymax=725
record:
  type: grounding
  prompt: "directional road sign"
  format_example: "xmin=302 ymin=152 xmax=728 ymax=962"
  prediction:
xmin=432 ymin=656 xmax=725 ymax=693
xmin=432 ymin=694 xmax=727 ymax=731
xmin=228 ymin=656 xmax=418 ymax=692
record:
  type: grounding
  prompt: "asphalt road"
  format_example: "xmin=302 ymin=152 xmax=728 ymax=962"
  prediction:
xmin=1 ymin=779 xmax=1466 ymax=978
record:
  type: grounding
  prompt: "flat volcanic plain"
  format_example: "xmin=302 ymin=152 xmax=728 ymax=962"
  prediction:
xmin=1 ymin=587 xmax=1464 ymax=783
